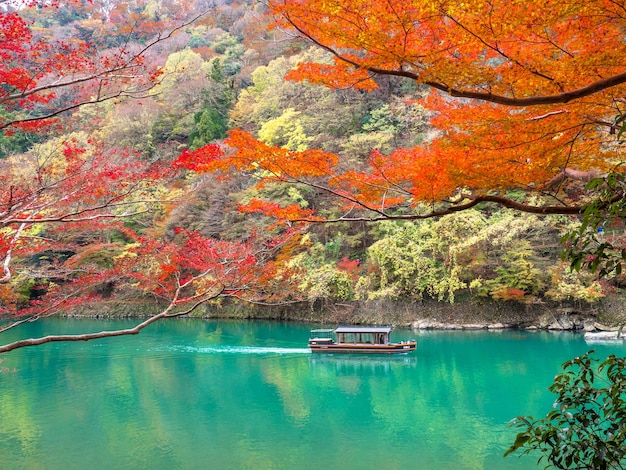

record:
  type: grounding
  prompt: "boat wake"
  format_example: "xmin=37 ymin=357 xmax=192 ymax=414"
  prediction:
xmin=171 ymin=345 xmax=311 ymax=355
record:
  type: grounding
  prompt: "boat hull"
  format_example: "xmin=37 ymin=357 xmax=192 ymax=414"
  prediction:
xmin=308 ymin=341 xmax=416 ymax=354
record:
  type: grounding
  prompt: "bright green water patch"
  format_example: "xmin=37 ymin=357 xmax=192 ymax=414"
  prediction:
xmin=1 ymin=319 xmax=625 ymax=469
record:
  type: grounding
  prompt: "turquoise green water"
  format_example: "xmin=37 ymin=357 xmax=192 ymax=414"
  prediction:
xmin=1 ymin=319 xmax=625 ymax=470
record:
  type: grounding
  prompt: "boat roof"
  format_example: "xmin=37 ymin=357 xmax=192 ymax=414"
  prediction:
xmin=334 ymin=326 xmax=392 ymax=334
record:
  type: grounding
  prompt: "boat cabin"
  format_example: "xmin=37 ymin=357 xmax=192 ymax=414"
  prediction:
xmin=334 ymin=326 xmax=392 ymax=345
xmin=308 ymin=326 xmax=416 ymax=354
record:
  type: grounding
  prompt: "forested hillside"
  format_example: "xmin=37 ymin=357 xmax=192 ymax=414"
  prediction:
xmin=0 ymin=0 xmax=622 ymax=341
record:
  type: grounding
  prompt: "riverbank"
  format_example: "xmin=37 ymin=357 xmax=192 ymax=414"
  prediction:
xmin=60 ymin=294 xmax=626 ymax=332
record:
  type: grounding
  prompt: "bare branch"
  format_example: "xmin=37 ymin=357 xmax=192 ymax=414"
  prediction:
xmin=543 ymin=168 xmax=603 ymax=190
xmin=0 ymin=221 xmax=26 ymax=283
xmin=0 ymin=286 xmax=224 ymax=354
xmin=0 ymin=310 xmax=171 ymax=353
xmin=528 ymin=110 xmax=567 ymax=121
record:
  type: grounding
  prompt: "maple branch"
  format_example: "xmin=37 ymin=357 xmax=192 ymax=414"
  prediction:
xmin=443 ymin=11 xmax=558 ymax=87
xmin=283 ymin=174 xmax=394 ymax=218
xmin=528 ymin=110 xmax=567 ymax=121
xmin=0 ymin=284 xmax=223 ymax=354
xmin=422 ymin=74 xmax=626 ymax=106
xmin=292 ymin=194 xmax=588 ymax=224
xmin=3 ymin=14 xmax=201 ymax=106
xmin=3 ymin=207 xmax=151 ymax=225
xmin=257 ymin=163 xmax=596 ymax=222
xmin=0 ymin=86 xmax=156 ymax=131
xmin=0 ymin=316 xmax=34 ymax=335
xmin=0 ymin=166 xmax=179 ymax=226
xmin=0 ymin=269 xmax=131 ymax=330
xmin=284 ymin=17 xmax=626 ymax=107
xmin=544 ymin=168 xmax=603 ymax=190
xmin=0 ymin=309 xmax=172 ymax=353
xmin=0 ymin=13 xmax=207 ymax=130
xmin=1 ymin=68 xmax=139 ymax=107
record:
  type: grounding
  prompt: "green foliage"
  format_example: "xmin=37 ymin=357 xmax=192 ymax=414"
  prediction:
xmin=242 ymin=181 xmax=315 ymax=210
xmin=231 ymin=48 xmax=407 ymax=155
xmin=188 ymin=27 xmax=211 ymax=49
xmin=545 ymin=262 xmax=605 ymax=302
xmin=0 ymin=111 xmax=43 ymax=157
xmin=341 ymin=132 xmax=395 ymax=159
xmin=257 ymin=108 xmax=311 ymax=151
xmin=362 ymin=220 xmax=467 ymax=302
xmin=362 ymin=104 xmax=398 ymax=134
xmin=358 ymin=211 xmax=549 ymax=302
xmin=209 ymin=57 xmax=226 ymax=83
xmin=360 ymin=99 xmax=428 ymax=147
xmin=212 ymin=33 xmax=245 ymax=58
xmin=189 ymin=57 xmax=236 ymax=149
xmin=287 ymin=239 xmax=356 ymax=302
xmin=282 ymin=227 xmax=367 ymax=302
xmin=562 ymin=171 xmax=626 ymax=278
xmin=190 ymin=106 xmax=228 ymax=149
xmin=298 ymin=264 xmax=355 ymax=302
xmin=11 ymin=274 xmax=37 ymax=306
xmin=478 ymin=241 xmax=544 ymax=301
xmin=506 ymin=352 xmax=626 ymax=469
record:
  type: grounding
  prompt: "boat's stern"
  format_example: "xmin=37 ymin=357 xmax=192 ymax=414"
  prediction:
xmin=308 ymin=337 xmax=334 ymax=346
xmin=309 ymin=328 xmax=336 ymax=349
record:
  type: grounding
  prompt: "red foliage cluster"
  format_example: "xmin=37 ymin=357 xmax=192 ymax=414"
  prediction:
xmin=173 ymin=144 xmax=223 ymax=172
xmin=239 ymin=199 xmax=319 ymax=223
xmin=337 ymin=257 xmax=361 ymax=280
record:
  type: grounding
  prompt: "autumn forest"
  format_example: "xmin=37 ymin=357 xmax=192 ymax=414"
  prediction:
xmin=1 ymin=0 xmax=626 ymax=351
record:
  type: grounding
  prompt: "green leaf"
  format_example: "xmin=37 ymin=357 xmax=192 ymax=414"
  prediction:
xmin=504 ymin=433 xmax=531 ymax=457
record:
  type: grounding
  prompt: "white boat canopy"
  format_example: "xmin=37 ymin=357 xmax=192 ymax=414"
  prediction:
xmin=334 ymin=326 xmax=392 ymax=334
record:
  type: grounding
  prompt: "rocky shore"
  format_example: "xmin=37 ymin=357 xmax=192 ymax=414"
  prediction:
xmin=62 ymin=295 xmax=626 ymax=333
xmin=409 ymin=317 xmax=620 ymax=332
xmin=330 ymin=298 xmax=626 ymax=332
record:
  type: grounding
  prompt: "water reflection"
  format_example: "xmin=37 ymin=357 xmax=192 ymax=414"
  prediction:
xmin=1 ymin=320 xmax=624 ymax=469
xmin=310 ymin=353 xmax=417 ymax=374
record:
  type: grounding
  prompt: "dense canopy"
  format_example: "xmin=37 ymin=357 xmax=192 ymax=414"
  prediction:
xmin=201 ymin=0 xmax=626 ymax=220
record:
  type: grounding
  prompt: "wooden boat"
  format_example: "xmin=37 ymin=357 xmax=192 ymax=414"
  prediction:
xmin=308 ymin=326 xmax=416 ymax=354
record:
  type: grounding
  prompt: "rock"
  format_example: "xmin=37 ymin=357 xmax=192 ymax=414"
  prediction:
xmin=593 ymin=322 xmax=620 ymax=331
xmin=570 ymin=314 xmax=586 ymax=330
xmin=538 ymin=314 xmax=556 ymax=329
xmin=583 ymin=321 xmax=597 ymax=332
xmin=409 ymin=311 xmax=599 ymax=332
xmin=461 ymin=324 xmax=486 ymax=330
xmin=411 ymin=319 xmax=442 ymax=330
xmin=548 ymin=321 xmax=564 ymax=330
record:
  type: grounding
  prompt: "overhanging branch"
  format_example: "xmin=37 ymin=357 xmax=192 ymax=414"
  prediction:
xmin=0 ymin=288 xmax=223 ymax=354
xmin=284 ymin=16 xmax=626 ymax=107
xmin=292 ymin=194 xmax=591 ymax=224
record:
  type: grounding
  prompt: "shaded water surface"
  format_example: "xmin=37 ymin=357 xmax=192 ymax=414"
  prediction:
xmin=1 ymin=318 xmax=625 ymax=469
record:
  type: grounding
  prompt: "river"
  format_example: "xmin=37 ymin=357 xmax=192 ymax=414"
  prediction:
xmin=0 ymin=318 xmax=624 ymax=469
